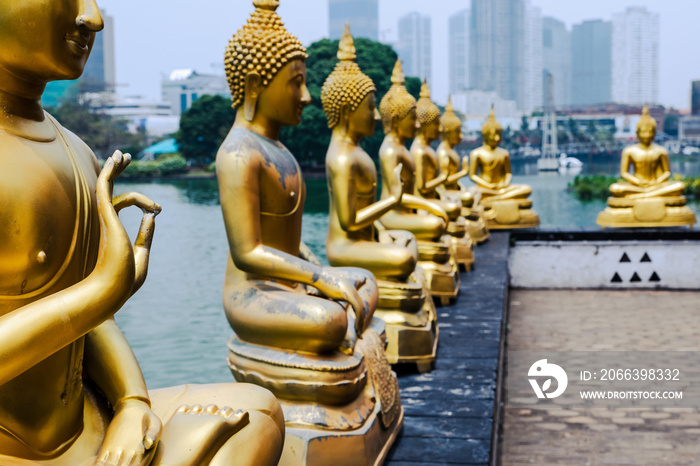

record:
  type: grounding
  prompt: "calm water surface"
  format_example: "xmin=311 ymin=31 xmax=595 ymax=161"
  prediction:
xmin=115 ymin=159 xmax=700 ymax=389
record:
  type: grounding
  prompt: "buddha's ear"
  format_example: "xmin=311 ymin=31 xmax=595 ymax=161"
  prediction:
xmin=244 ymin=71 xmax=262 ymax=122
xmin=391 ymin=114 xmax=399 ymax=133
xmin=339 ymin=102 xmax=351 ymax=130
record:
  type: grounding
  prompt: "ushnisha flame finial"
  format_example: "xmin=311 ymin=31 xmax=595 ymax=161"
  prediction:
xmin=440 ymin=95 xmax=462 ymax=133
xmin=419 ymin=79 xmax=430 ymax=99
xmin=252 ymin=0 xmax=279 ymax=11
xmin=321 ymin=24 xmax=376 ymax=128
xmin=337 ymin=23 xmax=357 ymax=61
xmin=416 ymin=79 xmax=440 ymax=125
xmin=482 ymin=105 xmax=502 ymax=135
xmin=391 ymin=59 xmax=405 ymax=85
xmin=637 ymin=105 xmax=657 ymax=130
xmin=380 ymin=58 xmax=416 ymax=134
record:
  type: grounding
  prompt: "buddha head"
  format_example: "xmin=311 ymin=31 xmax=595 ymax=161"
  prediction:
xmin=636 ymin=106 xmax=657 ymax=146
xmin=321 ymin=24 xmax=378 ymax=140
xmin=440 ymin=97 xmax=463 ymax=147
xmin=416 ymin=80 xmax=441 ymax=142
xmin=482 ymin=107 xmax=503 ymax=149
xmin=0 ymin=0 xmax=104 ymax=85
xmin=379 ymin=59 xmax=417 ymax=139
xmin=225 ymin=0 xmax=310 ymax=126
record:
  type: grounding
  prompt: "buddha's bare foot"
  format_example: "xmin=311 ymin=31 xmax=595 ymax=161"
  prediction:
xmin=151 ymin=404 xmax=249 ymax=466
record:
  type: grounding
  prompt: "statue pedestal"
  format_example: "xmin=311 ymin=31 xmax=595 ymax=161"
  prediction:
xmin=446 ymin=216 xmax=475 ymax=271
xmin=374 ymin=273 xmax=438 ymax=373
xmin=416 ymin=236 xmax=460 ymax=305
xmin=597 ymin=196 xmax=696 ymax=228
xmin=228 ymin=319 xmax=403 ymax=466
xmin=483 ymin=199 xmax=539 ymax=229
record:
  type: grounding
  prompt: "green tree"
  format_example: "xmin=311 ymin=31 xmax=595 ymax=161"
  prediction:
xmin=281 ymin=38 xmax=422 ymax=166
xmin=177 ymin=94 xmax=235 ymax=164
xmin=48 ymin=102 xmax=147 ymax=159
xmin=664 ymin=114 xmax=679 ymax=137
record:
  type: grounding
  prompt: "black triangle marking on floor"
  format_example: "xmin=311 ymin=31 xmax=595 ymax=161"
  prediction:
xmin=641 ymin=252 xmax=652 ymax=263
xmin=630 ymin=272 xmax=642 ymax=282
xmin=611 ymin=272 xmax=623 ymax=283
xmin=649 ymin=272 xmax=661 ymax=282
xmin=620 ymin=253 xmax=631 ymax=263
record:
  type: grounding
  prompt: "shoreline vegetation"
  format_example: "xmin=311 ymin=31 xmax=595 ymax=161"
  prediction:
xmin=109 ymin=155 xmax=328 ymax=181
xmin=569 ymin=174 xmax=700 ymax=200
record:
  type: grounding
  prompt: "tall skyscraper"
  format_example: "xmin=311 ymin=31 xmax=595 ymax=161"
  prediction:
xmin=692 ymin=81 xmax=700 ymax=116
xmin=397 ymin=12 xmax=432 ymax=82
xmin=449 ymin=9 xmax=470 ymax=94
xmin=82 ymin=11 xmax=116 ymax=92
xmin=571 ymin=20 xmax=612 ymax=105
xmin=611 ymin=7 xmax=659 ymax=105
xmin=542 ymin=17 xmax=571 ymax=107
xmin=469 ymin=0 xmax=542 ymax=114
xmin=328 ymin=0 xmax=379 ymax=41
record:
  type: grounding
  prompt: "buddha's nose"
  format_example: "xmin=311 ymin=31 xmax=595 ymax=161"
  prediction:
xmin=374 ymin=108 xmax=381 ymax=122
xmin=76 ymin=0 xmax=104 ymax=32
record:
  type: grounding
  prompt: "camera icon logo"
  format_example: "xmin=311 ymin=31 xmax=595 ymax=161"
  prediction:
xmin=528 ymin=359 xmax=568 ymax=399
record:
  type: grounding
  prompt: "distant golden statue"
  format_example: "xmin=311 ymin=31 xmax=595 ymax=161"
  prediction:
xmin=436 ymin=98 xmax=490 ymax=243
xmin=322 ymin=25 xmax=438 ymax=372
xmin=411 ymin=81 xmax=474 ymax=271
xmin=0 ymin=0 xmax=284 ymax=465
xmin=597 ymin=107 xmax=696 ymax=227
xmin=217 ymin=5 xmax=402 ymax=464
xmin=470 ymin=108 xmax=539 ymax=228
xmin=377 ymin=59 xmax=460 ymax=305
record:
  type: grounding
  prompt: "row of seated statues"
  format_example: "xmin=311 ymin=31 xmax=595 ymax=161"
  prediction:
xmin=2 ymin=0 xmax=692 ymax=464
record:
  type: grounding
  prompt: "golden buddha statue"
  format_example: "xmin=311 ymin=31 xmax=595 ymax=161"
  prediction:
xmin=597 ymin=107 xmax=695 ymax=228
xmin=378 ymin=60 xmax=460 ymax=305
xmin=436 ymin=98 xmax=490 ymax=243
xmin=217 ymin=4 xmax=402 ymax=464
xmin=411 ymin=81 xmax=474 ymax=271
xmin=322 ymin=25 xmax=438 ymax=372
xmin=469 ymin=108 xmax=539 ymax=229
xmin=0 ymin=1 xmax=284 ymax=465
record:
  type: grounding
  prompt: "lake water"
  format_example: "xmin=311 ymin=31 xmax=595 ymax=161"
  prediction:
xmin=114 ymin=159 xmax=700 ymax=389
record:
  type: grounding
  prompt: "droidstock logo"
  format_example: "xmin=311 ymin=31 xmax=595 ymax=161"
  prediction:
xmin=528 ymin=359 xmax=568 ymax=399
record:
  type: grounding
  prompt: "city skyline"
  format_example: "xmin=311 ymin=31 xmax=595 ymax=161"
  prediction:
xmin=95 ymin=0 xmax=700 ymax=110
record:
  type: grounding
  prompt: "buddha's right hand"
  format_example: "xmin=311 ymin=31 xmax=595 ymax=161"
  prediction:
xmin=313 ymin=268 xmax=367 ymax=337
xmin=95 ymin=151 xmax=136 ymax=294
xmin=112 ymin=192 xmax=162 ymax=295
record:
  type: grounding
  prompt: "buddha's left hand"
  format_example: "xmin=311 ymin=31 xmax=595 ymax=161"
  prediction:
xmin=96 ymin=398 xmax=162 ymax=466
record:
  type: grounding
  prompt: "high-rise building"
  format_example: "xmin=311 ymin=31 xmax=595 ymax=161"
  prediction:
xmin=397 ymin=12 xmax=432 ymax=82
xmin=449 ymin=9 xmax=470 ymax=94
xmin=469 ymin=0 xmax=542 ymax=114
xmin=571 ymin=20 xmax=612 ymax=105
xmin=328 ymin=0 xmax=379 ymax=41
xmin=542 ymin=17 xmax=571 ymax=107
xmin=82 ymin=11 xmax=116 ymax=92
xmin=611 ymin=7 xmax=659 ymax=105
xmin=692 ymin=81 xmax=700 ymax=115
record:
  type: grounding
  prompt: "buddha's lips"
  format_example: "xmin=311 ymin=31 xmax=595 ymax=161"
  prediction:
xmin=65 ymin=35 xmax=89 ymax=56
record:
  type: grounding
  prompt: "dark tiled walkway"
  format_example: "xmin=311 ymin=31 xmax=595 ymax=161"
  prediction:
xmin=387 ymin=232 xmax=510 ymax=465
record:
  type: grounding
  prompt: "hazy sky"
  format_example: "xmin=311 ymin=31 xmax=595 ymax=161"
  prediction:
xmin=96 ymin=0 xmax=700 ymax=109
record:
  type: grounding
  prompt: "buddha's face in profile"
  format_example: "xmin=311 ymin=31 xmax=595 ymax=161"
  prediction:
xmin=0 ymin=0 xmax=103 ymax=84
xmin=637 ymin=124 xmax=656 ymax=146
xmin=483 ymin=128 xmax=502 ymax=149
xmin=397 ymin=108 xmax=418 ymax=140
xmin=421 ymin=118 xmax=440 ymax=141
xmin=445 ymin=128 xmax=463 ymax=147
xmin=256 ymin=59 xmax=311 ymax=127
xmin=348 ymin=92 xmax=377 ymax=139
